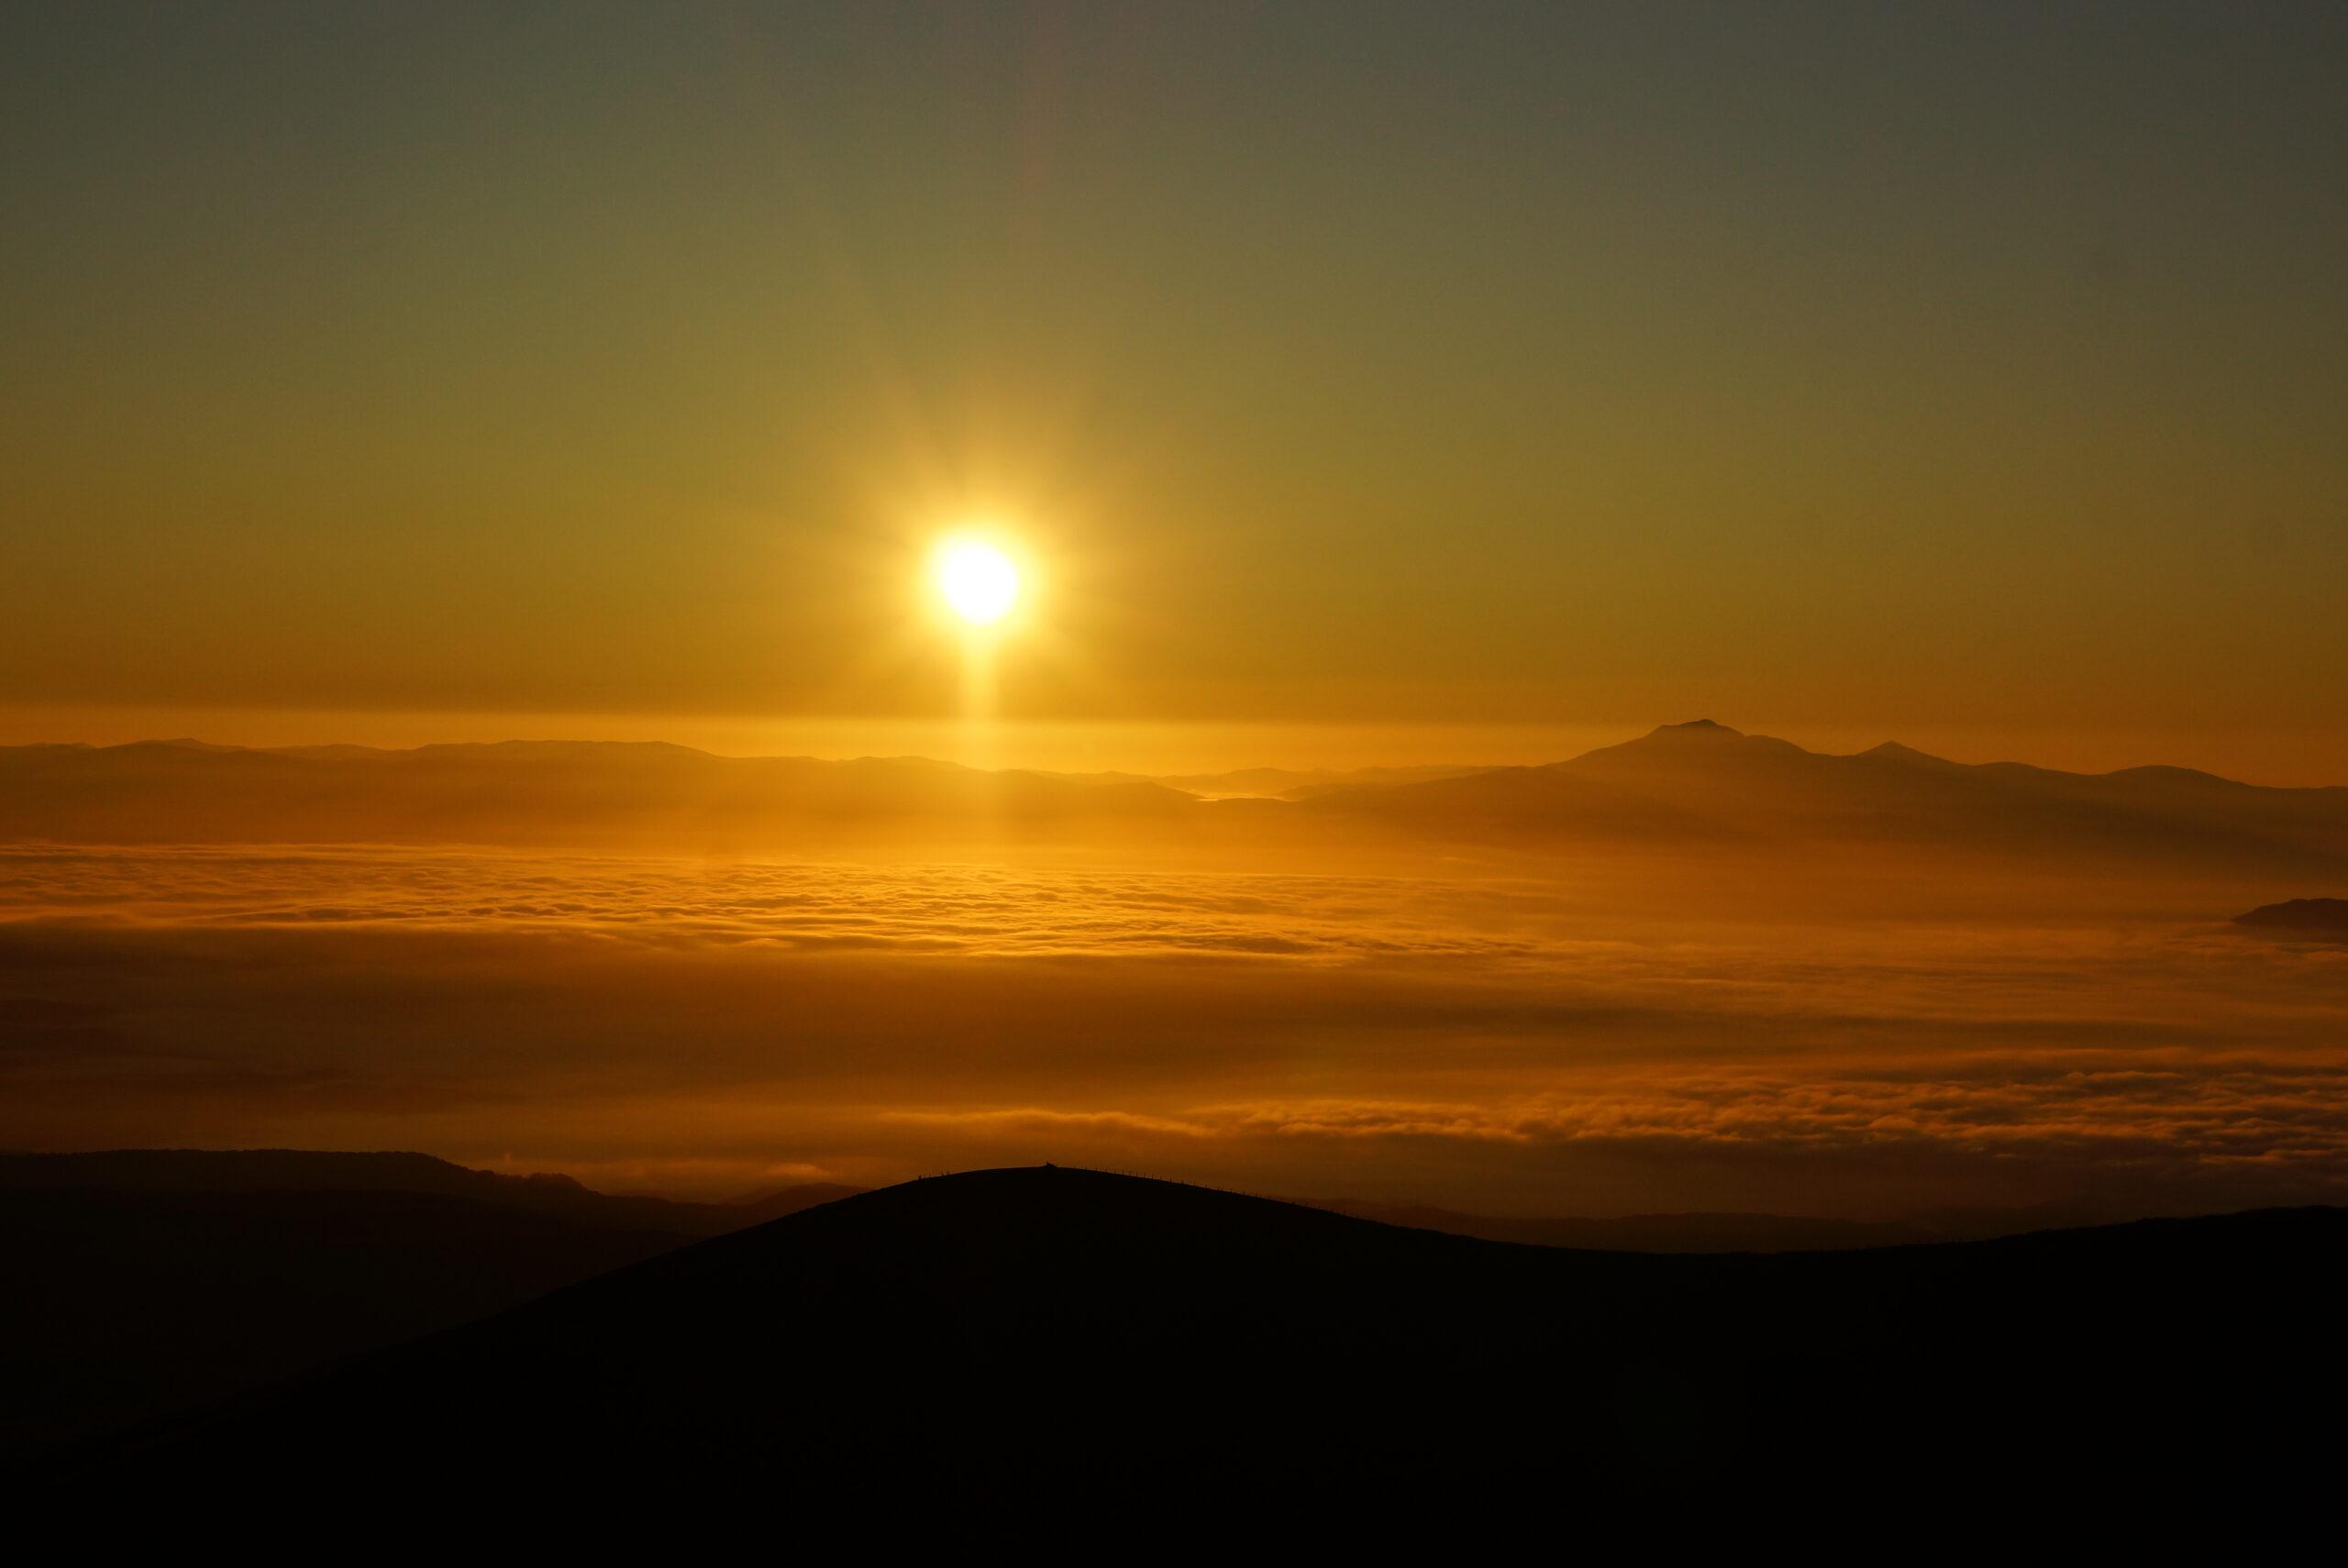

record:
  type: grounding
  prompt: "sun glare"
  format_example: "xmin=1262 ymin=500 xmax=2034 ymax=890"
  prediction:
xmin=936 ymin=538 xmax=1020 ymax=626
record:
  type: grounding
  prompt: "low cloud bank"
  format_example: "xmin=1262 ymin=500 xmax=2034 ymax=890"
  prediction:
xmin=4 ymin=847 xmax=2343 ymax=1218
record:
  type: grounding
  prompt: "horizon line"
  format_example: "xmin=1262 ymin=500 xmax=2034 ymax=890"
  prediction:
xmin=8 ymin=719 xmax=2345 ymax=793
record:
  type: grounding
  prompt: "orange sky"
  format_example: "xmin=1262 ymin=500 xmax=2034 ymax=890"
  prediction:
xmin=3 ymin=5 xmax=2343 ymax=778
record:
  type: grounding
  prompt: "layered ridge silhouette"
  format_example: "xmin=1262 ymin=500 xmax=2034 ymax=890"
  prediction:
xmin=1305 ymin=719 xmax=2348 ymax=870
xmin=5 ymin=723 xmax=2344 ymax=871
xmin=2237 ymin=897 xmax=2348 ymax=933
xmin=7 ymin=1148 xmax=2078 ymax=1464
xmin=45 ymin=1168 xmax=2342 ymax=1536
xmin=0 ymin=1151 xmax=853 ymax=1461
xmin=0 ymin=740 xmax=1191 ymax=851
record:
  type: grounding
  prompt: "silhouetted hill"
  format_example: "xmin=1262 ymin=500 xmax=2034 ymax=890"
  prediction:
xmin=1305 ymin=720 xmax=2348 ymax=871
xmin=725 ymin=1180 xmax=870 ymax=1224
xmin=0 ymin=1148 xmax=851 ymax=1237
xmin=2235 ymin=896 xmax=2348 ymax=933
xmin=0 ymin=1187 xmax=687 ymax=1463
xmin=6 ymin=727 xmax=2343 ymax=873
xmin=0 ymin=740 xmax=1195 ymax=851
xmin=1134 ymin=763 xmax=1484 ymax=800
xmin=1307 ymin=1198 xmax=1935 ymax=1251
xmin=0 ymin=1152 xmax=858 ymax=1461
xmin=46 ymin=1167 xmax=2343 ymax=1536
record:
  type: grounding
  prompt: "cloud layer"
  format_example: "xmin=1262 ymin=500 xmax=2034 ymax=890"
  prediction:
xmin=5 ymin=845 xmax=2344 ymax=1218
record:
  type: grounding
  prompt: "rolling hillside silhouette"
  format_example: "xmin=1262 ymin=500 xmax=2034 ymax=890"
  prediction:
xmin=0 ymin=1152 xmax=852 ymax=1461
xmin=1304 ymin=1197 xmax=1937 ymax=1250
xmin=46 ymin=1167 xmax=2342 ymax=1535
xmin=2236 ymin=896 xmax=2348 ymax=933
xmin=0 ymin=740 xmax=1191 ymax=851
xmin=5 ymin=1149 xmax=2060 ymax=1466
xmin=1304 ymin=719 xmax=2348 ymax=870
xmin=5 ymin=725 xmax=2341 ymax=873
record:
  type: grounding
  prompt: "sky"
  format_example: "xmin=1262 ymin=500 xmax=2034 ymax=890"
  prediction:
xmin=4 ymin=2 xmax=2343 ymax=776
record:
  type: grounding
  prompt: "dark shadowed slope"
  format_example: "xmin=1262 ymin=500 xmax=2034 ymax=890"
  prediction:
xmin=1305 ymin=1198 xmax=1937 ymax=1250
xmin=0 ymin=740 xmax=1196 ymax=852
xmin=1083 ymin=763 xmax=1487 ymax=799
xmin=47 ymin=1168 xmax=2344 ymax=1537
xmin=2236 ymin=897 xmax=2348 ymax=933
xmin=1305 ymin=719 xmax=2348 ymax=871
xmin=0 ymin=1152 xmax=857 ymax=1461
xmin=0 ymin=1149 xmax=855 ymax=1236
xmin=6 ymin=727 xmax=2344 ymax=873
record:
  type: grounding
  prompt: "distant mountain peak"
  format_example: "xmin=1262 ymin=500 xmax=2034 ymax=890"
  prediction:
xmin=1858 ymin=741 xmax=1948 ymax=766
xmin=2235 ymin=897 xmax=2348 ymax=932
xmin=1546 ymin=719 xmax=1813 ymax=778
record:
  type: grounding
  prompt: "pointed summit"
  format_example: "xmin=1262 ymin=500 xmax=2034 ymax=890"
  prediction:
xmin=1857 ymin=741 xmax=1954 ymax=767
xmin=1561 ymin=719 xmax=1813 ymax=773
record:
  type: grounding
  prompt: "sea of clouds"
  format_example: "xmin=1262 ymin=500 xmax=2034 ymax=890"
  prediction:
xmin=4 ymin=845 xmax=2343 ymax=1219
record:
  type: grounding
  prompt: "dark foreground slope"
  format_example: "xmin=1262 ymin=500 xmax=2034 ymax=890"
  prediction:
xmin=0 ymin=1152 xmax=855 ymax=1461
xmin=1308 ymin=1196 xmax=1939 ymax=1250
xmin=39 ymin=1168 xmax=2344 ymax=1537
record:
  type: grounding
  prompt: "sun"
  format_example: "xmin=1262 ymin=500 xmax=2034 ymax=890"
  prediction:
xmin=934 ymin=537 xmax=1020 ymax=626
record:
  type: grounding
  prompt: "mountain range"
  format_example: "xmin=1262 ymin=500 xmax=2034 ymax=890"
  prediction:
xmin=2235 ymin=896 xmax=2348 ymax=933
xmin=5 ymin=721 xmax=2344 ymax=874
